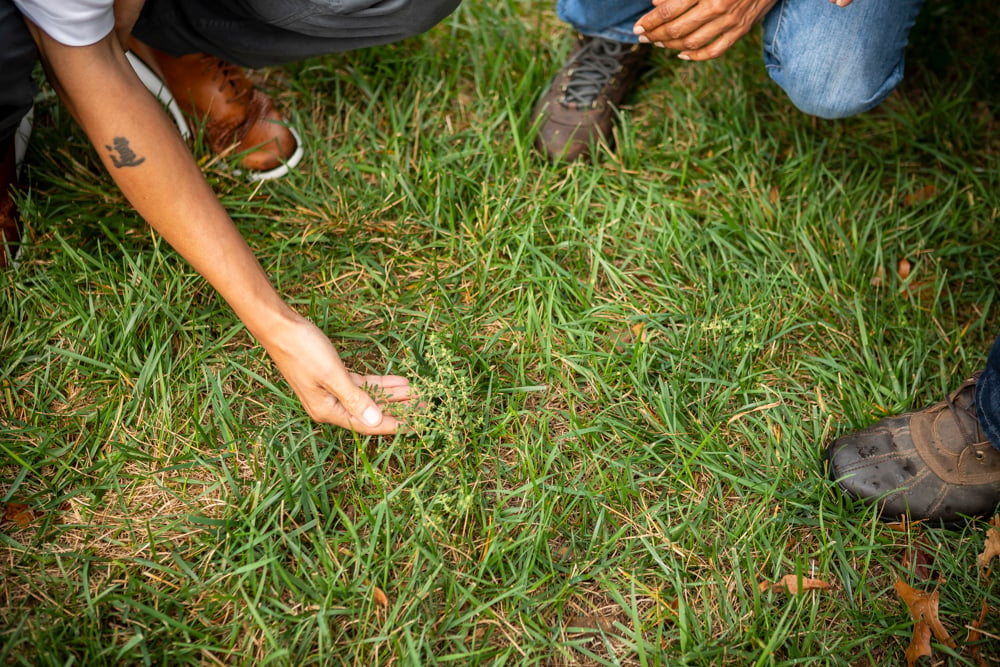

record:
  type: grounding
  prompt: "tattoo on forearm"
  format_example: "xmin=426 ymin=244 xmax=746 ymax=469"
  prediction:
xmin=105 ymin=137 xmax=145 ymax=168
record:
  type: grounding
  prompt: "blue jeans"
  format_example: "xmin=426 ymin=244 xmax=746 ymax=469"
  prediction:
xmin=978 ymin=336 xmax=1000 ymax=451
xmin=556 ymin=0 xmax=924 ymax=118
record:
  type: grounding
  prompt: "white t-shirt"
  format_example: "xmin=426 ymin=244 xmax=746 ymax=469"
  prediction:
xmin=13 ymin=0 xmax=115 ymax=46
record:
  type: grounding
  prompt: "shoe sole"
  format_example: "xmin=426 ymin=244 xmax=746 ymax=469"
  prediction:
xmin=236 ymin=125 xmax=305 ymax=182
xmin=125 ymin=51 xmax=304 ymax=182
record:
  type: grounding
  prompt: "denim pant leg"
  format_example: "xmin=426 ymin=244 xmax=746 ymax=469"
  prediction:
xmin=977 ymin=335 xmax=1000 ymax=451
xmin=133 ymin=0 xmax=461 ymax=68
xmin=555 ymin=0 xmax=649 ymax=43
xmin=0 ymin=0 xmax=38 ymax=144
xmin=762 ymin=0 xmax=924 ymax=119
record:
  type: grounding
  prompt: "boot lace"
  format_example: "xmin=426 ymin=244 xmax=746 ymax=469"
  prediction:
xmin=561 ymin=38 xmax=635 ymax=110
xmin=196 ymin=54 xmax=253 ymax=105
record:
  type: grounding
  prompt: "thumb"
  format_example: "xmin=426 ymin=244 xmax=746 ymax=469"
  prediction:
xmin=359 ymin=402 xmax=384 ymax=428
xmin=343 ymin=388 xmax=383 ymax=428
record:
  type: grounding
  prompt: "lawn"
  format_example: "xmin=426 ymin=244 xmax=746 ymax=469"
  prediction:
xmin=2 ymin=1 xmax=1000 ymax=665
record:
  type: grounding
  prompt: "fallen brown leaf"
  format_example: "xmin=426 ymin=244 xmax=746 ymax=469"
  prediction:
xmin=968 ymin=600 xmax=990 ymax=667
xmin=905 ymin=620 xmax=933 ymax=667
xmin=903 ymin=183 xmax=938 ymax=206
xmin=895 ymin=579 xmax=955 ymax=649
xmin=977 ymin=515 xmax=1000 ymax=570
xmin=567 ymin=615 xmax=616 ymax=633
xmin=665 ymin=597 xmax=679 ymax=617
xmin=758 ymin=574 xmax=834 ymax=594
xmin=897 ymin=258 xmax=912 ymax=281
xmin=902 ymin=533 xmax=937 ymax=581
xmin=630 ymin=321 xmax=648 ymax=343
xmin=372 ymin=586 xmax=389 ymax=608
xmin=2 ymin=502 xmax=37 ymax=529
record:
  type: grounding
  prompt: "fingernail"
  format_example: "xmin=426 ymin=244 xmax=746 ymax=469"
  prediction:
xmin=633 ymin=25 xmax=645 ymax=35
xmin=655 ymin=41 xmax=665 ymax=48
xmin=637 ymin=35 xmax=650 ymax=44
xmin=362 ymin=406 xmax=381 ymax=427
xmin=677 ymin=53 xmax=691 ymax=60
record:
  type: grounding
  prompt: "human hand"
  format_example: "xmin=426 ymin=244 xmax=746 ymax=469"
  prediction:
xmin=632 ymin=0 xmax=780 ymax=61
xmin=261 ymin=314 xmax=412 ymax=434
xmin=829 ymin=0 xmax=853 ymax=6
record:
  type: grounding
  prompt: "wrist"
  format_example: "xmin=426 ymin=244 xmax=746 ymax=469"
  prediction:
xmin=239 ymin=298 xmax=306 ymax=350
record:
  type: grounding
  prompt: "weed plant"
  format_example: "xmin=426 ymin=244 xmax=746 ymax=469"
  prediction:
xmin=2 ymin=0 xmax=1000 ymax=665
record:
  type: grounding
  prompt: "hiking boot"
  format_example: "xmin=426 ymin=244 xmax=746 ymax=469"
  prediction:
xmin=127 ymin=39 xmax=304 ymax=180
xmin=827 ymin=374 xmax=1000 ymax=524
xmin=532 ymin=35 xmax=651 ymax=163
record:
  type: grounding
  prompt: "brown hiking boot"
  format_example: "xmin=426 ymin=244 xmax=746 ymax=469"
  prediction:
xmin=827 ymin=373 xmax=1000 ymax=524
xmin=532 ymin=35 xmax=651 ymax=163
xmin=0 ymin=136 xmax=20 ymax=268
xmin=127 ymin=39 xmax=303 ymax=179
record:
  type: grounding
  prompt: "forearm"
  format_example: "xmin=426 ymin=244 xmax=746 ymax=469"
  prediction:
xmin=33 ymin=31 xmax=296 ymax=343
xmin=27 ymin=25 xmax=407 ymax=432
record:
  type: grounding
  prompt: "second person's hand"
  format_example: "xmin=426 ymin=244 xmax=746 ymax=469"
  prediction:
xmin=633 ymin=0 xmax=779 ymax=61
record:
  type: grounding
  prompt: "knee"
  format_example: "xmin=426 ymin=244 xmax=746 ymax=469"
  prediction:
xmin=780 ymin=76 xmax=894 ymax=120
xmin=768 ymin=58 xmax=903 ymax=120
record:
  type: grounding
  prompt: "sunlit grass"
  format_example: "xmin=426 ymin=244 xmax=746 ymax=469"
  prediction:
xmin=2 ymin=1 xmax=999 ymax=665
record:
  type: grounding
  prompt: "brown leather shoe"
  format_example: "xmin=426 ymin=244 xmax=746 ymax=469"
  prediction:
xmin=532 ymin=35 xmax=651 ymax=164
xmin=827 ymin=374 xmax=1000 ymax=524
xmin=0 ymin=136 xmax=20 ymax=269
xmin=127 ymin=39 xmax=302 ymax=178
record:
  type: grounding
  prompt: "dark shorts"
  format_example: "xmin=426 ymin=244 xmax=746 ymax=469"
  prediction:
xmin=133 ymin=0 xmax=461 ymax=67
xmin=0 ymin=0 xmax=461 ymax=140
xmin=0 ymin=0 xmax=39 ymax=142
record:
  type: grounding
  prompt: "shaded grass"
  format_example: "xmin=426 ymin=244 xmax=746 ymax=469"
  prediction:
xmin=3 ymin=0 xmax=1000 ymax=664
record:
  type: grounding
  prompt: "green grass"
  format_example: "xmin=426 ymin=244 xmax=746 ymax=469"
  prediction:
xmin=3 ymin=1 xmax=1000 ymax=664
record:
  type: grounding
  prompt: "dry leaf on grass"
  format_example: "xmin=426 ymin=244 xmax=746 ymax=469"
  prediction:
xmin=903 ymin=183 xmax=938 ymax=206
xmin=895 ymin=578 xmax=956 ymax=664
xmin=902 ymin=539 xmax=936 ymax=581
xmin=372 ymin=586 xmax=389 ymax=608
xmin=968 ymin=599 xmax=990 ymax=667
xmin=758 ymin=574 xmax=834 ymax=594
xmin=897 ymin=258 xmax=912 ymax=281
xmin=2 ymin=502 xmax=38 ymax=529
xmin=905 ymin=620 xmax=933 ymax=667
xmin=977 ymin=515 xmax=1000 ymax=569
xmin=566 ymin=615 xmax=617 ymax=633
